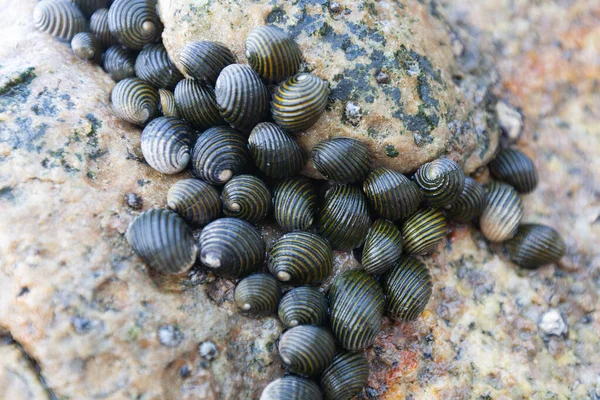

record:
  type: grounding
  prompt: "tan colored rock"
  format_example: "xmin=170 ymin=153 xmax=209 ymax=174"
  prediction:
xmin=0 ymin=340 xmax=49 ymax=400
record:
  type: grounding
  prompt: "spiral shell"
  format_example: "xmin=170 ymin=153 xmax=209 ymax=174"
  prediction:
xmin=234 ymin=273 xmax=281 ymax=317
xmin=222 ymin=174 xmax=270 ymax=223
xmin=329 ymin=270 xmax=384 ymax=351
xmin=199 ymin=218 xmax=264 ymax=278
xmin=260 ymin=376 xmax=323 ymax=400
xmin=111 ymin=77 xmax=158 ymax=126
xmin=480 ymin=181 xmax=523 ymax=242
xmin=33 ymin=0 xmax=88 ymax=42
xmin=312 ymin=138 xmax=371 ymax=184
xmin=489 ymin=148 xmax=538 ymax=193
xmin=71 ymin=32 xmax=103 ymax=63
xmin=215 ymin=64 xmax=270 ymax=131
xmin=279 ymin=325 xmax=336 ymax=376
xmin=179 ymin=41 xmax=236 ymax=84
xmin=135 ymin=44 xmax=183 ymax=90
xmin=245 ymin=25 xmax=303 ymax=83
xmin=278 ymin=287 xmax=328 ymax=328
xmin=102 ymin=45 xmax=136 ymax=82
xmin=271 ymin=73 xmax=329 ymax=132
xmin=363 ymin=167 xmax=423 ymax=221
xmin=273 ymin=177 xmax=317 ymax=232
xmin=158 ymin=89 xmax=178 ymax=117
xmin=318 ymin=185 xmax=371 ymax=250
xmin=248 ymin=122 xmax=304 ymax=179
xmin=190 ymin=126 xmax=248 ymax=185
xmin=505 ymin=224 xmax=566 ymax=269
xmin=167 ymin=178 xmax=221 ymax=226
xmin=140 ymin=117 xmax=193 ymax=174
xmin=174 ymin=79 xmax=223 ymax=130
xmin=361 ymin=219 xmax=403 ymax=275
xmin=108 ymin=0 xmax=162 ymax=50
xmin=383 ymin=256 xmax=432 ymax=320
xmin=401 ymin=208 xmax=447 ymax=255
xmin=320 ymin=352 xmax=369 ymax=400
xmin=126 ymin=208 xmax=197 ymax=275
xmin=444 ymin=176 xmax=486 ymax=222
xmin=90 ymin=8 xmax=117 ymax=48
xmin=70 ymin=0 xmax=108 ymax=18
xmin=414 ymin=158 xmax=465 ymax=208
xmin=268 ymin=232 xmax=333 ymax=285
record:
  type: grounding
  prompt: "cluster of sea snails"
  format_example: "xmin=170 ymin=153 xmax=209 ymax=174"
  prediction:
xmin=34 ymin=1 xmax=567 ymax=399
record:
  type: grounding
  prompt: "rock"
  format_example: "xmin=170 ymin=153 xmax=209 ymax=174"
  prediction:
xmin=158 ymin=325 xmax=185 ymax=347
xmin=198 ymin=341 xmax=219 ymax=361
xmin=0 ymin=340 xmax=49 ymax=400
xmin=496 ymin=101 xmax=524 ymax=142
xmin=539 ymin=309 xmax=568 ymax=338
xmin=157 ymin=0 xmax=499 ymax=175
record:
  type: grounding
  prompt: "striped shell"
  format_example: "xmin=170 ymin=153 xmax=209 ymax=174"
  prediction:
xmin=363 ymin=167 xmax=423 ymax=221
xmin=158 ymin=89 xmax=178 ymax=117
xmin=273 ymin=177 xmax=317 ymax=232
xmin=135 ymin=44 xmax=183 ymax=90
xmin=414 ymin=158 xmax=465 ymax=208
xmin=320 ymin=352 xmax=369 ymax=400
xmin=234 ymin=273 xmax=281 ymax=317
xmin=174 ymin=79 xmax=223 ymax=129
xmin=108 ymin=0 xmax=163 ymax=50
xmin=215 ymin=64 xmax=270 ymax=131
xmin=248 ymin=122 xmax=304 ymax=179
xmin=489 ymin=148 xmax=538 ymax=193
xmin=361 ymin=219 xmax=403 ymax=275
xmin=179 ymin=41 xmax=236 ymax=84
xmin=33 ymin=0 xmax=88 ymax=42
xmin=383 ymin=256 xmax=432 ymax=320
xmin=102 ymin=45 xmax=137 ymax=82
xmin=190 ymin=126 xmax=248 ymax=185
xmin=401 ymin=208 xmax=447 ymax=255
xmin=260 ymin=376 xmax=323 ymax=400
xmin=329 ymin=270 xmax=384 ymax=351
xmin=140 ymin=117 xmax=193 ymax=174
xmin=126 ymin=208 xmax=197 ymax=275
xmin=198 ymin=217 xmax=264 ymax=278
xmin=166 ymin=178 xmax=221 ymax=226
xmin=268 ymin=232 xmax=333 ymax=285
xmin=278 ymin=325 xmax=336 ymax=376
xmin=271 ymin=73 xmax=329 ymax=133
xmin=505 ymin=224 xmax=566 ymax=269
xmin=90 ymin=8 xmax=118 ymax=48
xmin=278 ymin=287 xmax=328 ymax=328
xmin=71 ymin=32 xmax=103 ymax=63
xmin=245 ymin=25 xmax=303 ymax=83
xmin=318 ymin=185 xmax=371 ymax=250
xmin=444 ymin=176 xmax=486 ymax=222
xmin=222 ymin=174 xmax=270 ymax=223
xmin=111 ymin=77 xmax=158 ymax=126
xmin=312 ymin=138 xmax=371 ymax=184
xmin=480 ymin=181 xmax=523 ymax=242
xmin=70 ymin=0 xmax=108 ymax=18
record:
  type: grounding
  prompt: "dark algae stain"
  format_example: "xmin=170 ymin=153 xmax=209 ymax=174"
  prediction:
xmin=0 ymin=117 xmax=49 ymax=152
xmin=385 ymin=145 xmax=399 ymax=158
xmin=0 ymin=186 xmax=15 ymax=202
xmin=0 ymin=67 xmax=35 ymax=96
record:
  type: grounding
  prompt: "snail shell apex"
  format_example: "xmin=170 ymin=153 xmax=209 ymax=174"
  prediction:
xmin=141 ymin=117 xmax=194 ymax=174
xmin=234 ymin=273 xmax=281 ymax=317
xmin=414 ymin=158 xmax=465 ymax=208
xmin=167 ymin=178 xmax=221 ymax=226
xmin=222 ymin=174 xmax=271 ymax=223
xmin=108 ymin=0 xmax=163 ymax=50
xmin=33 ymin=0 xmax=88 ymax=42
xmin=71 ymin=32 xmax=103 ymax=63
xmin=111 ymin=77 xmax=158 ymax=126
xmin=278 ymin=286 xmax=328 ymax=328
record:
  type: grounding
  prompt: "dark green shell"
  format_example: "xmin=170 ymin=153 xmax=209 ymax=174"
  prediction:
xmin=108 ymin=0 xmax=163 ymax=50
xmin=245 ymin=25 xmax=303 ymax=83
xmin=489 ymin=148 xmax=538 ymax=193
xmin=279 ymin=325 xmax=336 ymax=376
xmin=179 ymin=41 xmax=236 ymax=84
xmin=190 ymin=126 xmax=248 ymax=185
xmin=363 ymin=167 xmax=423 ymax=221
xmin=272 ymin=177 xmax=317 ymax=232
xmin=234 ymin=273 xmax=281 ymax=317
xmin=271 ymin=73 xmax=329 ymax=133
xmin=198 ymin=217 xmax=264 ymax=279
xmin=158 ymin=89 xmax=178 ymax=117
xmin=174 ymin=79 xmax=224 ymax=130
xmin=111 ymin=77 xmax=158 ymax=126
xmin=312 ymin=138 xmax=371 ymax=184
xmin=444 ymin=176 xmax=486 ymax=222
xmin=102 ymin=45 xmax=137 ymax=82
xmin=480 ymin=181 xmax=523 ymax=242
xmin=414 ymin=158 xmax=465 ymax=208
xmin=167 ymin=178 xmax=221 ymax=226
xmin=90 ymin=8 xmax=118 ymax=48
xmin=248 ymin=122 xmax=304 ymax=179
xmin=33 ymin=0 xmax=88 ymax=42
xmin=141 ymin=117 xmax=194 ymax=174
xmin=318 ymin=185 xmax=371 ymax=250
xmin=401 ymin=208 xmax=447 ymax=255
xmin=361 ymin=219 xmax=403 ymax=275
xmin=222 ymin=174 xmax=270 ymax=223
xmin=505 ymin=224 xmax=566 ymax=268
xmin=71 ymin=32 xmax=103 ymax=63
xmin=320 ymin=352 xmax=369 ymax=400
xmin=383 ymin=256 xmax=432 ymax=320
xmin=329 ymin=270 xmax=384 ymax=351
xmin=260 ymin=376 xmax=323 ymax=400
xmin=278 ymin=287 xmax=328 ymax=328
xmin=268 ymin=232 xmax=333 ymax=285
xmin=126 ymin=208 xmax=197 ymax=275
xmin=135 ymin=43 xmax=183 ymax=90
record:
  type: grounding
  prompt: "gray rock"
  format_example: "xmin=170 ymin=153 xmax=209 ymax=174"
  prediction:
xmin=539 ymin=309 xmax=568 ymax=337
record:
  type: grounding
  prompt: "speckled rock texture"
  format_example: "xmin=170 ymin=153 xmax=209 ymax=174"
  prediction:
xmin=0 ymin=0 xmax=598 ymax=399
